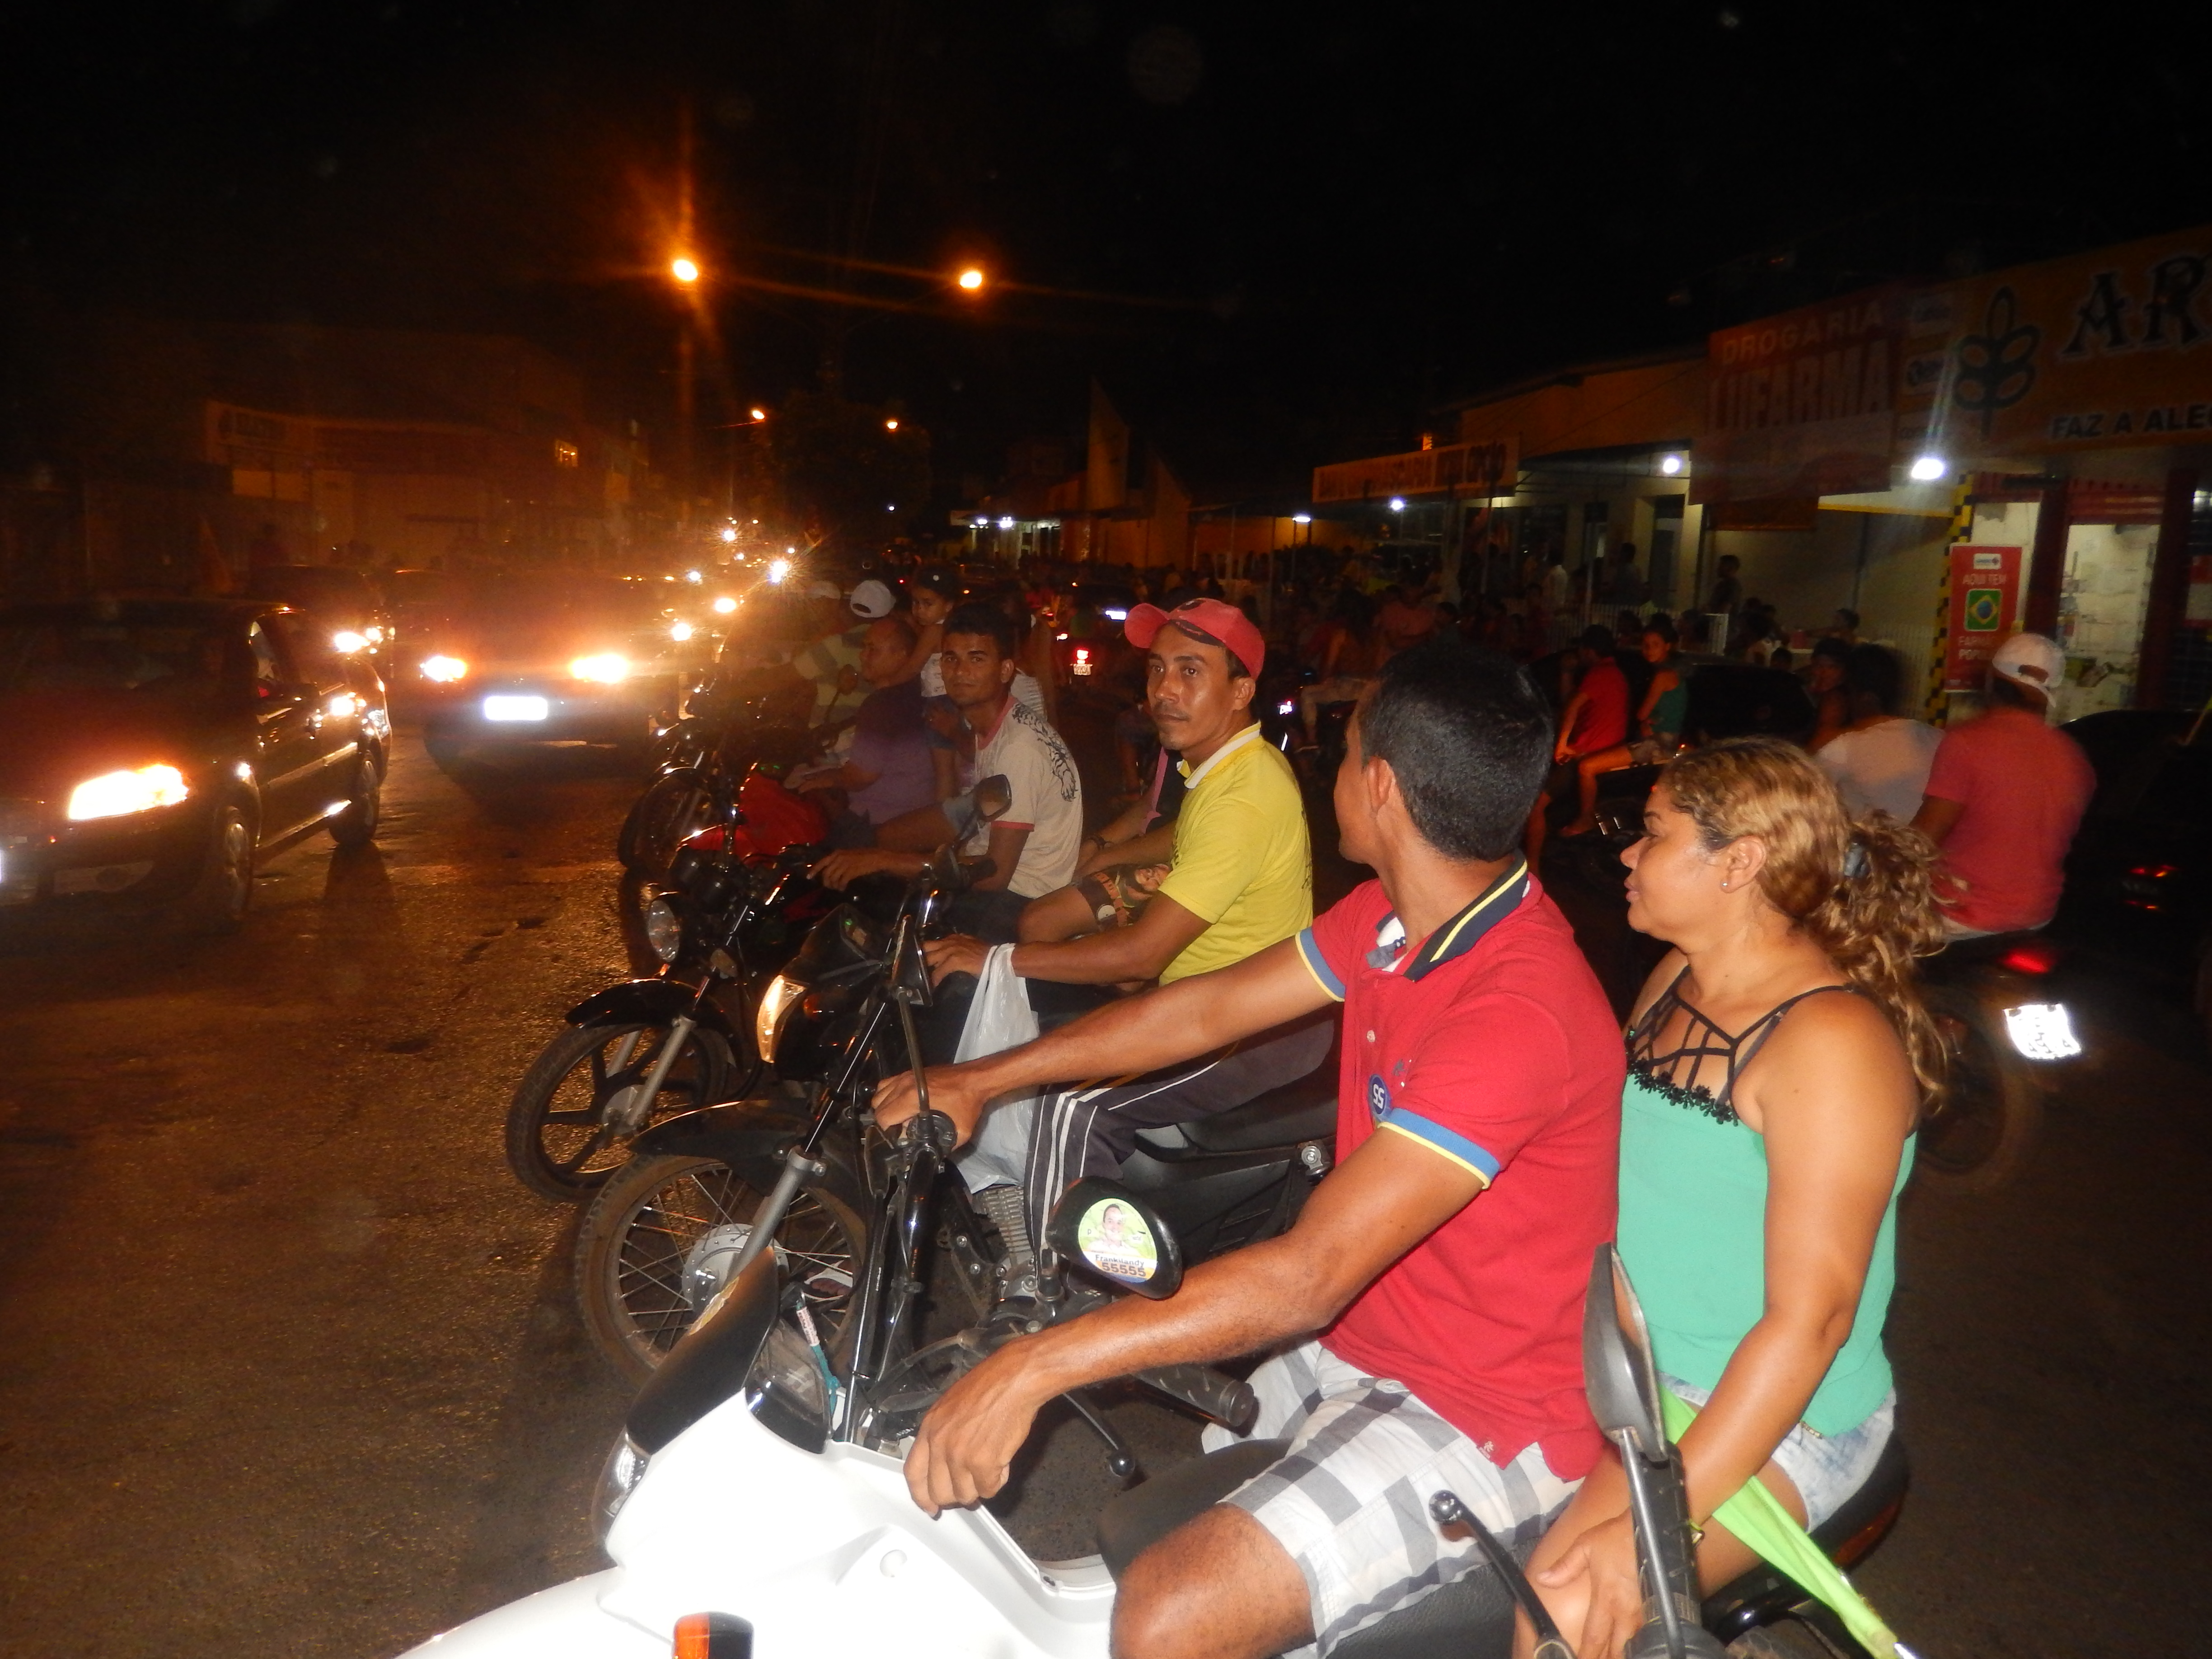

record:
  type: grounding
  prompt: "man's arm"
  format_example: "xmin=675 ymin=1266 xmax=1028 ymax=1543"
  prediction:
xmin=874 ymin=933 xmax=1333 ymax=1143
xmin=1910 ymin=794 xmax=1963 ymax=846
xmin=1553 ymin=688 xmax=1590 ymax=760
xmin=931 ymin=890 xmax=1208 ymax=986
xmin=969 ymin=822 xmax=1031 ymax=892
xmin=903 ymin=1129 xmax=1485 ymax=1514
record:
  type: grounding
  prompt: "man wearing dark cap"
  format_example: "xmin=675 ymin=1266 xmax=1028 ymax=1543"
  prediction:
xmin=925 ymin=598 xmax=1322 ymax=1294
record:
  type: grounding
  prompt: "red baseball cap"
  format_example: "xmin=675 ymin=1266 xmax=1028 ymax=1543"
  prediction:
xmin=1123 ymin=597 xmax=1266 ymax=678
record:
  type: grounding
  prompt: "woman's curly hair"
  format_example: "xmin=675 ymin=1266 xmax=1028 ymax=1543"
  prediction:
xmin=1661 ymin=736 xmax=1948 ymax=1105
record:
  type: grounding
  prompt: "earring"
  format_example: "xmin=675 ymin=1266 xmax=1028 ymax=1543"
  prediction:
xmin=1720 ymin=880 xmax=1730 ymax=890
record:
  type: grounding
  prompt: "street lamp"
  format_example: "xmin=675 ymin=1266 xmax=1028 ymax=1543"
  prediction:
xmin=671 ymin=256 xmax=700 ymax=285
xmin=748 ymin=407 xmax=767 ymax=423
xmin=1909 ymin=455 xmax=1948 ymax=482
xmin=1388 ymin=497 xmax=1406 ymax=513
xmin=885 ymin=417 xmax=900 ymax=431
xmin=957 ymin=267 xmax=985 ymax=292
xmin=1293 ymin=513 xmax=1311 ymax=525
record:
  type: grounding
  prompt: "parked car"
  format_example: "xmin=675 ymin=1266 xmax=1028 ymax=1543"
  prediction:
xmin=2053 ymin=707 xmax=2212 ymax=1034
xmin=408 ymin=573 xmax=694 ymax=773
xmin=0 ymin=596 xmax=389 ymax=931
xmin=240 ymin=563 xmax=394 ymax=674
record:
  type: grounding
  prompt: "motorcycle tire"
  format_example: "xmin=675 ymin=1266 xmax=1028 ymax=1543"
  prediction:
xmin=575 ymin=1151 xmax=867 ymax=1383
xmin=1915 ymin=984 xmax=2043 ymax=1195
xmin=504 ymin=1019 xmax=739 ymax=1203
xmin=618 ymin=768 xmax=714 ymax=878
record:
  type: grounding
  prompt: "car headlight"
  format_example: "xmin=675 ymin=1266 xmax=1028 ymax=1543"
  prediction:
xmin=755 ymin=972 xmax=804 ymax=1064
xmin=67 ymin=764 xmax=189 ymax=822
xmin=591 ymin=1434 xmax=649 ymax=1546
xmin=366 ymin=625 xmax=386 ymax=644
xmin=331 ymin=629 xmax=369 ymax=655
xmin=669 ymin=620 xmax=694 ymax=641
xmin=570 ymin=652 xmax=631 ymax=684
xmin=420 ymin=654 xmax=468 ymax=682
xmin=712 ymin=595 xmax=737 ymax=614
xmin=642 ymin=895 xmax=684 ymax=963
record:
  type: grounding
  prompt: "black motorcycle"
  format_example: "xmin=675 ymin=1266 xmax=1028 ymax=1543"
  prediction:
xmin=570 ymin=828 xmax=1338 ymax=1382
xmin=501 ymin=829 xmax=830 ymax=1204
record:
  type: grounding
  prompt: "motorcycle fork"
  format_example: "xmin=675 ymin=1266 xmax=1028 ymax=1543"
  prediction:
xmin=611 ymin=1006 xmax=704 ymax=1134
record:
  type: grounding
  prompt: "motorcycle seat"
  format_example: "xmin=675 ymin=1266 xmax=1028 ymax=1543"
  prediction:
xmin=1098 ymin=1440 xmax=1521 ymax=1659
xmin=1135 ymin=1073 xmax=1337 ymax=1158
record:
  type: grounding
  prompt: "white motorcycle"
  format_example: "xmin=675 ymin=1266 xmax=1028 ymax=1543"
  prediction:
xmin=400 ymin=1150 xmax=1903 ymax=1659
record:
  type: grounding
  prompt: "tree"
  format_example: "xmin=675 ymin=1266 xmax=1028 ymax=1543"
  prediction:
xmin=768 ymin=391 xmax=929 ymax=554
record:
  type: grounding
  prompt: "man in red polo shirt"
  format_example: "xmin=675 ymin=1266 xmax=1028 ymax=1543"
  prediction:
xmin=875 ymin=642 xmax=1623 ymax=1659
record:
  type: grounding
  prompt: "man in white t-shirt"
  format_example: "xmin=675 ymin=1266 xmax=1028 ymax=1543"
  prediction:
xmin=814 ymin=602 xmax=1081 ymax=938
xmin=1810 ymin=643 xmax=1942 ymax=822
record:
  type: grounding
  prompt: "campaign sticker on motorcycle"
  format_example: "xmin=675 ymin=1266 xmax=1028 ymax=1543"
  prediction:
xmin=1076 ymin=1199 xmax=1158 ymax=1284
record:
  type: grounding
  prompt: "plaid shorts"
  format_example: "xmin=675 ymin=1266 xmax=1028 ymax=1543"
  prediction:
xmin=1203 ymin=1340 xmax=1580 ymax=1656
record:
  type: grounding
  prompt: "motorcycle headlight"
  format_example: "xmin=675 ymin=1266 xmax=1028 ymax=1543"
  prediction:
xmin=592 ymin=1434 xmax=649 ymax=1546
xmin=642 ymin=895 xmax=684 ymax=963
xmin=755 ymin=972 xmax=804 ymax=1064
xmin=67 ymin=763 xmax=189 ymax=821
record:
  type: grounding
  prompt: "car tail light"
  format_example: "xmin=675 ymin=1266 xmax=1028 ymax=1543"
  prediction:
xmin=1998 ymin=938 xmax=2062 ymax=975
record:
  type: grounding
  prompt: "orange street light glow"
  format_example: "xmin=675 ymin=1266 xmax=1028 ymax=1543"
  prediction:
xmin=956 ymin=267 xmax=984 ymax=291
xmin=884 ymin=417 xmax=900 ymax=431
xmin=749 ymin=407 xmax=766 ymax=422
xmin=671 ymin=257 xmax=700 ymax=284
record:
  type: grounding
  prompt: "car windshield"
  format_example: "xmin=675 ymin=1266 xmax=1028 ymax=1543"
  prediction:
xmin=242 ymin=566 xmax=375 ymax=614
xmin=0 ymin=614 xmax=232 ymax=696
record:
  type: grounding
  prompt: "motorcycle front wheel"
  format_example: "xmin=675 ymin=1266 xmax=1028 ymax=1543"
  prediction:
xmin=504 ymin=1020 xmax=740 ymax=1203
xmin=575 ymin=1152 xmax=866 ymax=1382
xmin=1916 ymin=985 xmax=2043 ymax=1194
xmin=618 ymin=767 xmax=715 ymax=878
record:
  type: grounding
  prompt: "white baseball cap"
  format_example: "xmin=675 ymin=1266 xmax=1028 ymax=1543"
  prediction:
xmin=848 ymin=578 xmax=896 ymax=619
xmin=1991 ymin=631 xmax=2065 ymax=696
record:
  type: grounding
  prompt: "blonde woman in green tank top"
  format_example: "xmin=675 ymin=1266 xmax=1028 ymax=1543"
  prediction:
xmin=1523 ymin=737 xmax=1945 ymax=1659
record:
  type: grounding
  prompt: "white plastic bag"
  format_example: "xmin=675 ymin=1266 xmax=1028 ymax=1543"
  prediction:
xmin=951 ymin=943 xmax=1040 ymax=1191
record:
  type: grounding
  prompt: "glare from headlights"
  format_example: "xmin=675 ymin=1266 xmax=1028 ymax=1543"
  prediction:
xmin=421 ymin=655 xmax=468 ymax=682
xmin=570 ymin=652 xmax=631 ymax=684
xmin=755 ymin=972 xmax=805 ymax=1063
xmin=68 ymin=764 xmax=190 ymax=821
xmin=669 ymin=621 xmax=694 ymax=641
xmin=766 ymin=558 xmax=792 ymax=584
xmin=326 ymin=692 xmax=361 ymax=718
xmin=366 ymin=625 xmax=387 ymax=644
xmin=712 ymin=595 xmax=738 ymax=614
xmin=685 ymin=569 xmax=703 ymax=584
xmin=331 ymin=629 xmax=369 ymax=654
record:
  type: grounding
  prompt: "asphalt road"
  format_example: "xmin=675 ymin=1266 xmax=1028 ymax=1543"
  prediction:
xmin=0 ymin=726 xmax=2205 ymax=1659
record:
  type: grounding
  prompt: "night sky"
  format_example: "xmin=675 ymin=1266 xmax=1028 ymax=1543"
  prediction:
xmin=4 ymin=0 xmax=2207 ymax=503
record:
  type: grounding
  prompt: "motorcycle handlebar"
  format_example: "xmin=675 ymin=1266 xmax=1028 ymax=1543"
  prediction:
xmin=1133 ymin=1364 xmax=1258 ymax=1435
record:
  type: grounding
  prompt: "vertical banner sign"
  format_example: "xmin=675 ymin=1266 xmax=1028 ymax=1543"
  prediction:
xmin=1944 ymin=545 xmax=2023 ymax=689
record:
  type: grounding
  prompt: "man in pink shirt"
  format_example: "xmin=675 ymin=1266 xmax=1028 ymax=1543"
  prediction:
xmin=1911 ymin=633 xmax=2095 ymax=936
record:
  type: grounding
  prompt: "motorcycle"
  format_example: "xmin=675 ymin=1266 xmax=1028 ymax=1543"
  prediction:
xmin=503 ymin=818 xmax=832 ymax=1204
xmin=569 ymin=816 xmax=1338 ymax=1382
xmin=620 ymin=685 xmax=818 ymax=880
xmin=399 ymin=1182 xmax=1908 ymax=1659
xmin=1914 ymin=930 xmax=2080 ymax=1194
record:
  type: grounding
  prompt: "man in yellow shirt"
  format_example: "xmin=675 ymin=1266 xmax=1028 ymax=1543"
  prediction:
xmin=924 ymin=598 xmax=1323 ymax=1276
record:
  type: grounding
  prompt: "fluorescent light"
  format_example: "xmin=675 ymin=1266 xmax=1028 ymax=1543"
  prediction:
xmin=1910 ymin=455 xmax=1947 ymax=482
xmin=1388 ymin=497 xmax=1405 ymax=512
xmin=1659 ymin=454 xmax=1684 ymax=476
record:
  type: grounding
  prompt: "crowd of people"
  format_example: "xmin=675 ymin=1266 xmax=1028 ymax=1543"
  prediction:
xmin=700 ymin=549 xmax=2092 ymax=1657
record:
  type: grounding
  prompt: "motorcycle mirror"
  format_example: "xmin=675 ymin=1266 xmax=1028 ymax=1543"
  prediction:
xmin=972 ymin=773 xmax=1012 ymax=823
xmin=1582 ymin=1243 xmax=1670 ymax=1465
xmin=1044 ymin=1178 xmax=1185 ymax=1299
